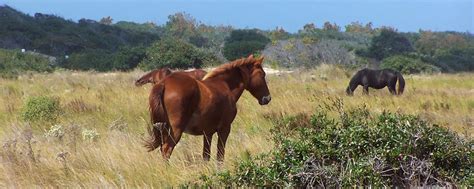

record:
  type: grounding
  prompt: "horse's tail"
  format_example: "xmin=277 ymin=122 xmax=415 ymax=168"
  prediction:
xmin=144 ymin=81 xmax=167 ymax=152
xmin=396 ymin=72 xmax=405 ymax=95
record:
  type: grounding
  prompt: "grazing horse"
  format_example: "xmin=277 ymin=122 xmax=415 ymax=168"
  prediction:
xmin=346 ymin=68 xmax=405 ymax=95
xmin=144 ymin=55 xmax=271 ymax=161
xmin=135 ymin=68 xmax=207 ymax=86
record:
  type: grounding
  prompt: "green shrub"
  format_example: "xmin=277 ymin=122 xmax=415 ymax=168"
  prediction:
xmin=139 ymin=38 xmax=218 ymax=70
xmin=223 ymin=29 xmax=270 ymax=61
xmin=381 ymin=55 xmax=440 ymax=74
xmin=368 ymin=29 xmax=414 ymax=60
xmin=200 ymin=100 xmax=472 ymax=187
xmin=433 ymin=47 xmax=474 ymax=72
xmin=60 ymin=49 xmax=114 ymax=71
xmin=21 ymin=96 xmax=62 ymax=123
xmin=58 ymin=46 xmax=147 ymax=72
xmin=0 ymin=49 xmax=53 ymax=78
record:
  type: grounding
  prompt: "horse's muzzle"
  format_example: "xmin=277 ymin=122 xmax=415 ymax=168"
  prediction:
xmin=135 ymin=80 xmax=145 ymax=86
xmin=259 ymin=95 xmax=271 ymax=105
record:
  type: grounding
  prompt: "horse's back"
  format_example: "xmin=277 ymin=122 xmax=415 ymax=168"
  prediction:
xmin=163 ymin=72 xmax=200 ymax=100
xmin=185 ymin=69 xmax=207 ymax=80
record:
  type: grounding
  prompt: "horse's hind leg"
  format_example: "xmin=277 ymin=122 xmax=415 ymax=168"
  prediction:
xmin=160 ymin=127 xmax=183 ymax=160
xmin=161 ymin=107 xmax=192 ymax=159
xmin=388 ymin=85 xmax=397 ymax=95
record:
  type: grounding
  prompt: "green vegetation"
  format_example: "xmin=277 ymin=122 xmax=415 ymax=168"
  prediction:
xmin=0 ymin=48 xmax=53 ymax=78
xmin=138 ymin=38 xmax=218 ymax=70
xmin=433 ymin=47 xmax=474 ymax=72
xmin=223 ymin=29 xmax=270 ymax=60
xmin=380 ymin=55 xmax=440 ymax=74
xmin=0 ymin=6 xmax=159 ymax=57
xmin=1 ymin=5 xmax=473 ymax=73
xmin=21 ymin=96 xmax=62 ymax=123
xmin=367 ymin=29 xmax=414 ymax=60
xmin=197 ymin=101 xmax=473 ymax=187
xmin=59 ymin=46 xmax=146 ymax=72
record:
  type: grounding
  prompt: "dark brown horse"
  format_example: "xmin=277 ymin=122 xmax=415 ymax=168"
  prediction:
xmin=135 ymin=68 xmax=207 ymax=86
xmin=346 ymin=68 xmax=405 ymax=95
xmin=144 ymin=55 xmax=271 ymax=161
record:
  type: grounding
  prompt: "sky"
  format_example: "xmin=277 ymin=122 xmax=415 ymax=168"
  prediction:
xmin=2 ymin=0 xmax=473 ymax=33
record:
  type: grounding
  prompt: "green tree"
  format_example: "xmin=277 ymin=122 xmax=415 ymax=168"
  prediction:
xmin=223 ymin=29 xmax=270 ymax=61
xmin=380 ymin=55 xmax=439 ymax=74
xmin=269 ymin=27 xmax=290 ymax=42
xmin=433 ymin=47 xmax=474 ymax=72
xmin=322 ymin=21 xmax=341 ymax=31
xmin=0 ymin=49 xmax=53 ymax=78
xmin=345 ymin=21 xmax=373 ymax=34
xmin=111 ymin=46 xmax=146 ymax=71
xmin=139 ymin=38 xmax=218 ymax=70
xmin=61 ymin=50 xmax=114 ymax=71
xmin=368 ymin=29 xmax=414 ymax=60
xmin=415 ymin=31 xmax=469 ymax=56
xmin=165 ymin=12 xmax=198 ymax=40
xmin=99 ymin=16 xmax=113 ymax=25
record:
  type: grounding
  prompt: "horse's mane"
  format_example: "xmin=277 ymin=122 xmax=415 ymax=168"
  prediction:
xmin=203 ymin=57 xmax=255 ymax=80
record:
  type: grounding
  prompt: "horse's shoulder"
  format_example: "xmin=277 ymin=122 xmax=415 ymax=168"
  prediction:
xmin=356 ymin=68 xmax=370 ymax=75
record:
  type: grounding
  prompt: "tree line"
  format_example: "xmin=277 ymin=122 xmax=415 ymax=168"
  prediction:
xmin=0 ymin=5 xmax=473 ymax=78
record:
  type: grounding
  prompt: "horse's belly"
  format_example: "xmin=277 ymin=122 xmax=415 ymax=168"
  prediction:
xmin=371 ymin=81 xmax=387 ymax=89
xmin=183 ymin=112 xmax=219 ymax=135
xmin=372 ymin=85 xmax=386 ymax=89
xmin=183 ymin=127 xmax=204 ymax=135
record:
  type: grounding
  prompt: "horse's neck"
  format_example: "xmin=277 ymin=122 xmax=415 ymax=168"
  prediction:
xmin=139 ymin=71 xmax=154 ymax=81
xmin=207 ymin=69 xmax=245 ymax=103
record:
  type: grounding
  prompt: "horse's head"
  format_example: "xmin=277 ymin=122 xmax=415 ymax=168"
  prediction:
xmin=135 ymin=68 xmax=172 ymax=86
xmin=242 ymin=56 xmax=271 ymax=105
xmin=346 ymin=86 xmax=354 ymax=96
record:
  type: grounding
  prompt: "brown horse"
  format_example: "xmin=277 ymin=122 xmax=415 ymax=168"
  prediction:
xmin=144 ymin=55 xmax=271 ymax=161
xmin=135 ymin=68 xmax=207 ymax=86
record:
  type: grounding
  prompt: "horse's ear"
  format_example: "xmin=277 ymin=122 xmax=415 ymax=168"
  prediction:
xmin=256 ymin=56 xmax=265 ymax=65
xmin=164 ymin=68 xmax=172 ymax=75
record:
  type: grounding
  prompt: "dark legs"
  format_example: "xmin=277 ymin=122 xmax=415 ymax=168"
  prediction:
xmin=363 ymin=85 xmax=369 ymax=95
xmin=202 ymin=133 xmax=213 ymax=161
xmin=388 ymin=79 xmax=397 ymax=95
xmin=388 ymin=85 xmax=397 ymax=95
xmin=217 ymin=128 xmax=231 ymax=162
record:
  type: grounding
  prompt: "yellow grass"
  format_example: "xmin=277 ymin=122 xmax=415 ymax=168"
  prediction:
xmin=0 ymin=65 xmax=472 ymax=187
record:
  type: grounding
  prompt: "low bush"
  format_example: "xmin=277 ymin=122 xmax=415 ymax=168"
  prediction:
xmin=21 ymin=96 xmax=62 ymax=123
xmin=0 ymin=49 xmax=53 ymax=78
xmin=198 ymin=99 xmax=472 ymax=187
xmin=381 ymin=55 xmax=440 ymax=74
xmin=138 ymin=38 xmax=219 ymax=70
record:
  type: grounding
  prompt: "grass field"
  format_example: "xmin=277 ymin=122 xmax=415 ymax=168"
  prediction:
xmin=0 ymin=65 xmax=473 ymax=187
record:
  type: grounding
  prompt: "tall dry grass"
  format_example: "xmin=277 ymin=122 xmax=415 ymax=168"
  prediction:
xmin=0 ymin=66 xmax=472 ymax=187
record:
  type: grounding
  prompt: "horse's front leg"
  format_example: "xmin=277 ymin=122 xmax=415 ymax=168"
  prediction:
xmin=363 ymin=85 xmax=369 ymax=95
xmin=217 ymin=127 xmax=231 ymax=162
xmin=202 ymin=133 xmax=213 ymax=161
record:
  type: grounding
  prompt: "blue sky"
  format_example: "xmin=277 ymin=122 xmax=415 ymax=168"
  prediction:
xmin=3 ymin=0 xmax=473 ymax=33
